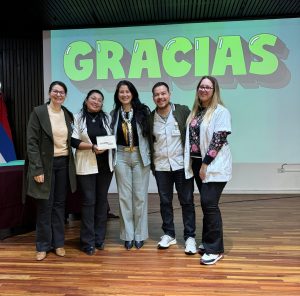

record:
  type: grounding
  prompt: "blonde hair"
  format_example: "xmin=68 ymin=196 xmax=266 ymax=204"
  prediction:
xmin=187 ymin=76 xmax=224 ymax=124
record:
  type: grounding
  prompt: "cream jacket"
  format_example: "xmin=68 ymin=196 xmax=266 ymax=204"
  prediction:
xmin=72 ymin=112 xmax=114 ymax=175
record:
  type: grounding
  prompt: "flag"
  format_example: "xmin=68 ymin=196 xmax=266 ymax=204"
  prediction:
xmin=0 ymin=93 xmax=17 ymax=162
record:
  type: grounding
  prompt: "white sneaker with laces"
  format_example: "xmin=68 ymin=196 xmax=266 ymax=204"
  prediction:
xmin=200 ymin=253 xmax=223 ymax=265
xmin=157 ymin=235 xmax=177 ymax=249
xmin=184 ymin=237 xmax=197 ymax=255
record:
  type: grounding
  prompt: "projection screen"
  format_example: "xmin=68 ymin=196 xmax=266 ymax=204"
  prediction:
xmin=43 ymin=18 xmax=300 ymax=193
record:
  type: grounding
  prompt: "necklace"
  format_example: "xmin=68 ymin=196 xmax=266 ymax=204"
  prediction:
xmin=87 ymin=113 xmax=99 ymax=123
xmin=120 ymin=107 xmax=134 ymax=147
xmin=195 ymin=107 xmax=207 ymax=122
xmin=121 ymin=106 xmax=133 ymax=123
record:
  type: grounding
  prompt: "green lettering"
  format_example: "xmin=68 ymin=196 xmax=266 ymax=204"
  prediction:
xmin=128 ymin=39 xmax=161 ymax=78
xmin=249 ymin=34 xmax=279 ymax=75
xmin=194 ymin=37 xmax=210 ymax=76
xmin=212 ymin=36 xmax=246 ymax=76
xmin=96 ymin=40 xmax=125 ymax=79
xmin=162 ymin=37 xmax=192 ymax=77
xmin=64 ymin=41 xmax=93 ymax=81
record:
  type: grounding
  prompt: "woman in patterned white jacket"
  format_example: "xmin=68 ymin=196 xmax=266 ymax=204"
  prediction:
xmin=185 ymin=76 xmax=232 ymax=265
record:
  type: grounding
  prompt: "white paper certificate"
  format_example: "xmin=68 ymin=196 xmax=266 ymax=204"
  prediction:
xmin=96 ymin=135 xmax=116 ymax=150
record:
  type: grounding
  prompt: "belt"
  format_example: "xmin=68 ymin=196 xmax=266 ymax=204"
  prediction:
xmin=122 ymin=146 xmax=137 ymax=152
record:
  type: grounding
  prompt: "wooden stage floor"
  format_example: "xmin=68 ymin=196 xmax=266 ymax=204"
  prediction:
xmin=0 ymin=194 xmax=299 ymax=296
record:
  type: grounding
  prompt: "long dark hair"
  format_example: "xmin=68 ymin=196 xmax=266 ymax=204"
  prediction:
xmin=111 ymin=80 xmax=150 ymax=136
xmin=80 ymin=89 xmax=109 ymax=126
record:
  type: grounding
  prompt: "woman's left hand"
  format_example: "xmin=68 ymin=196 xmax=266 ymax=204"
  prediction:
xmin=199 ymin=163 xmax=208 ymax=181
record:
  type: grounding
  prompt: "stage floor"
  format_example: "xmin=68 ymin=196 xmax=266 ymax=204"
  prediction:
xmin=0 ymin=193 xmax=299 ymax=296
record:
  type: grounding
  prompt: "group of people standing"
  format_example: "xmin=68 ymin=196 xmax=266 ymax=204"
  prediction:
xmin=25 ymin=76 xmax=232 ymax=266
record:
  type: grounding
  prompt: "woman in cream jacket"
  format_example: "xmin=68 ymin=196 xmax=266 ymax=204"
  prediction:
xmin=71 ymin=89 xmax=114 ymax=255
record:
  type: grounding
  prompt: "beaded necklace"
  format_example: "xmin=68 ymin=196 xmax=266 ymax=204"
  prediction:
xmin=121 ymin=107 xmax=134 ymax=147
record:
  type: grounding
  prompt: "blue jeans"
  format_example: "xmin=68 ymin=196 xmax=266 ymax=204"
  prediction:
xmin=155 ymin=169 xmax=195 ymax=240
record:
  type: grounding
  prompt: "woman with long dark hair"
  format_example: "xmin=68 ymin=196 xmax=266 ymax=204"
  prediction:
xmin=111 ymin=80 xmax=151 ymax=250
xmin=71 ymin=89 xmax=114 ymax=255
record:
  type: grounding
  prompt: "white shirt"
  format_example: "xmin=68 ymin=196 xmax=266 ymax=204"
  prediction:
xmin=153 ymin=108 xmax=184 ymax=171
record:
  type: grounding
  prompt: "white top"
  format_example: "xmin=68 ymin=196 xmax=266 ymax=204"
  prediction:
xmin=153 ymin=109 xmax=184 ymax=171
xmin=72 ymin=112 xmax=114 ymax=175
xmin=184 ymin=104 xmax=232 ymax=182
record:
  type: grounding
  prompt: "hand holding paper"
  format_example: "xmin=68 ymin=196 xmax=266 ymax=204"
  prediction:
xmin=96 ymin=135 xmax=117 ymax=150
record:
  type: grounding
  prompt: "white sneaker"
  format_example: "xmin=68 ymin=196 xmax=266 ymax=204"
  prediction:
xmin=157 ymin=235 xmax=177 ymax=249
xmin=198 ymin=243 xmax=205 ymax=255
xmin=200 ymin=253 xmax=223 ymax=265
xmin=184 ymin=237 xmax=197 ymax=255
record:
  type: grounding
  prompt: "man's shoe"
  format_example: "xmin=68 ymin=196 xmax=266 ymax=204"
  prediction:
xmin=157 ymin=235 xmax=177 ymax=249
xmin=124 ymin=240 xmax=134 ymax=250
xmin=184 ymin=237 xmax=197 ymax=255
xmin=107 ymin=212 xmax=119 ymax=219
xmin=95 ymin=242 xmax=105 ymax=250
xmin=82 ymin=246 xmax=95 ymax=256
xmin=55 ymin=247 xmax=66 ymax=257
xmin=36 ymin=251 xmax=47 ymax=261
xmin=135 ymin=241 xmax=144 ymax=249
xmin=198 ymin=243 xmax=205 ymax=255
xmin=200 ymin=253 xmax=223 ymax=265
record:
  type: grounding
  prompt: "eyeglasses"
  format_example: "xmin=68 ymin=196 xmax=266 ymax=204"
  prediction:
xmin=51 ymin=90 xmax=66 ymax=96
xmin=199 ymin=86 xmax=214 ymax=91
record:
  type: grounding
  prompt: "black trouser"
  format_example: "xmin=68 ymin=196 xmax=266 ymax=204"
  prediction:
xmin=36 ymin=156 xmax=69 ymax=252
xmin=77 ymin=160 xmax=113 ymax=249
xmin=155 ymin=169 xmax=195 ymax=241
xmin=192 ymin=158 xmax=226 ymax=254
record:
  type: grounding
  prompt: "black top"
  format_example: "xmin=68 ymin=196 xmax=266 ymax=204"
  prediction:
xmin=116 ymin=111 xmax=139 ymax=146
xmin=71 ymin=111 xmax=108 ymax=165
